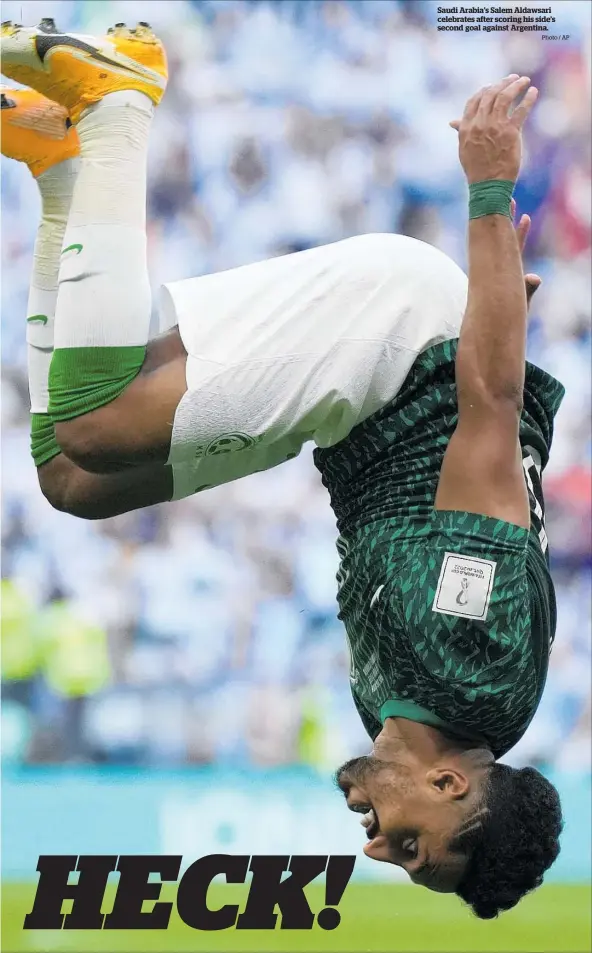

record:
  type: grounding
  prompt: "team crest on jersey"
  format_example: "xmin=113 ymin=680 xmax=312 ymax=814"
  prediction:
xmin=432 ymin=552 xmax=496 ymax=621
xmin=204 ymin=432 xmax=258 ymax=456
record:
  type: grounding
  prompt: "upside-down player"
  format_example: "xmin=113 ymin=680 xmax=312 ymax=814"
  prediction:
xmin=1 ymin=18 xmax=565 ymax=918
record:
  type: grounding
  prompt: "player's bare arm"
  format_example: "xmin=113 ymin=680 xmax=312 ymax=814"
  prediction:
xmin=435 ymin=75 xmax=539 ymax=528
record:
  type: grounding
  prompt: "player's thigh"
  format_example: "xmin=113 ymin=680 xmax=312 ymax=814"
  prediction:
xmin=141 ymin=326 xmax=186 ymax=374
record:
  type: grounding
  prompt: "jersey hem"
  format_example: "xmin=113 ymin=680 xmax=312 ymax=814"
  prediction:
xmin=380 ymin=699 xmax=489 ymax=746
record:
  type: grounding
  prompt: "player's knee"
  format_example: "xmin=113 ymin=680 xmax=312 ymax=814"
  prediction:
xmin=38 ymin=473 xmax=86 ymax=519
xmin=37 ymin=462 xmax=69 ymax=514
xmin=36 ymin=456 xmax=92 ymax=519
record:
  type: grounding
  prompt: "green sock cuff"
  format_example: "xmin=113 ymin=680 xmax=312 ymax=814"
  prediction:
xmin=31 ymin=413 xmax=62 ymax=468
xmin=48 ymin=345 xmax=146 ymax=421
xmin=469 ymin=180 xmax=514 ymax=220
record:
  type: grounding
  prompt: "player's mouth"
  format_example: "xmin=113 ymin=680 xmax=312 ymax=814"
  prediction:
xmin=361 ymin=808 xmax=380 ymax=840
xmin=346 ymin=799 xmax=380 ymax=839
xmin=346 ymin=798 xmax=420 ymax=861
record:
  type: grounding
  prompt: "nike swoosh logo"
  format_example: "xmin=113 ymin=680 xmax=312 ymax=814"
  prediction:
xmin=27 ymin=314 xmax=49 ymax=325
xmin=35 ymin=33 xmax=152 ymax=79
xmin=370 ymin=584 xmax=385 ymax=609
xmin=62 ymin=243 xmax=83 ymax=256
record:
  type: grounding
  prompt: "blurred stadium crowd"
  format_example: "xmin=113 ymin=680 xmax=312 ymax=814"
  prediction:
xmin=2 ymin=1 xmax=591 ymax=773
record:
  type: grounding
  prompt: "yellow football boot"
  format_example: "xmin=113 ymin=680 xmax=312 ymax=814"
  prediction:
xmin=1 ymin=18 xmax=168 ymax=125
xmin=1 ymin=86 xmax=79 ymax=177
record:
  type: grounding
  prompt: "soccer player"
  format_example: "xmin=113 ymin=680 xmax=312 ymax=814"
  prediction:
xmin=2 ymin=20 xmax=565 ymax=917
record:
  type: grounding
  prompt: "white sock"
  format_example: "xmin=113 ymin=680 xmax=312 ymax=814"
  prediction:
xmin=27 ymin=157 xmax=79 ymax=414
xmin=49 ymin=92 xmax=155 ymax=420
xmin=54 ymin=91 xmax=153 ymax=351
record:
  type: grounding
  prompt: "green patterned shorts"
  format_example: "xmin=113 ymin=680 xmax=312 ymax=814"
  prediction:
xmin=399 ymin=510 xmax=529 ymax=629
xmin=394 ymin=510 xmax=532 ymax=682
xmin=345 ymin=508 xmax=554 ymax=754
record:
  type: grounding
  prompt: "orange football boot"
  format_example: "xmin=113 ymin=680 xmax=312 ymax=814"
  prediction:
xmin=1 ymin=17 xmax=168 ymax=124
xmin=1 ymin=86 xmax=79 ymax=177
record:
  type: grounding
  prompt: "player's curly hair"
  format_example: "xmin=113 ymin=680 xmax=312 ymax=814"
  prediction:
xmin=453 ymin=762 xmax=563 ymax=919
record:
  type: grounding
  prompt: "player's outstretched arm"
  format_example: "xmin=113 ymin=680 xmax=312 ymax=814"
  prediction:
xmin=434 ymin=75 xmax=538 ymax=528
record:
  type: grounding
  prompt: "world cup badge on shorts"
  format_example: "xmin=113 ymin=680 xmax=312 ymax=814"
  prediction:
xmin=432 ymin=552 xmax=496 ymax=621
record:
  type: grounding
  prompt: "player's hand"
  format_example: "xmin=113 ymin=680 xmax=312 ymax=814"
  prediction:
xmin=512 ymin=197 xmax=541 ymax=305
xmin=450 ymin=75 xmax=538 ymax=184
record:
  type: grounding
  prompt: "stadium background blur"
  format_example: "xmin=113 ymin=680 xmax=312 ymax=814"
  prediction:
xmin=1 ymin=1 xmax=591 ymax=951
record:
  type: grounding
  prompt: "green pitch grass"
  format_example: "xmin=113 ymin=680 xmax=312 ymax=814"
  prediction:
xmin=2 ymin=882 xmax=590 ymax=953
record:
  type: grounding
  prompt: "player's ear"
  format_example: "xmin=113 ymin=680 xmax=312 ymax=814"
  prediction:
xmin=426 ymin=768 xmax=470 ymax=799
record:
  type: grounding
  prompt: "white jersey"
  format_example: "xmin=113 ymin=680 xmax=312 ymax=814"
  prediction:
xmin=159 ymin=233 xmax=468 ymax=500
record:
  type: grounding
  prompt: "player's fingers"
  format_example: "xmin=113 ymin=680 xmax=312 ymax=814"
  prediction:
xmin=462 ymin=87 xmax=486 ymax=122
xmin=475 ymin=83 xmax=497 ymax=116
xmin=516 ymin=213 xmax=531 ymax=254
xmin=511 ymin=85 xmax=539 ymax=128
xmin=449 ymin=119 xmax=461 ymax=131
xmin=493 ymin=75 xmax=531 ymax=117
xmin=453 ymin=75 xmax=518 ymax=128
xmin=478 ymin=74 xmax=520 ymax=115
xmin=525 ymin=274 xmax=542 ymax=306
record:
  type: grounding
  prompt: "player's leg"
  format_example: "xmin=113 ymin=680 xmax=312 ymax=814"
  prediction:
xmin=1 ymin=84 xmax=174 ymax=514
xmin=1 ymin=19 xmax=187 ymax=474
xmin=1 ymin=86 xmax=79 ymax=467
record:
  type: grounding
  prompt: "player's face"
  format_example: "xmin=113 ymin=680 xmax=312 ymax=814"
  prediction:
xmin=336 ymin=753 xmax=474 ymax=893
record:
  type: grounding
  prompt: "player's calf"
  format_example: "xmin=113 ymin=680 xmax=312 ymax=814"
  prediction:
xmin=1 ymin=20 xmax=175 ymax=471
